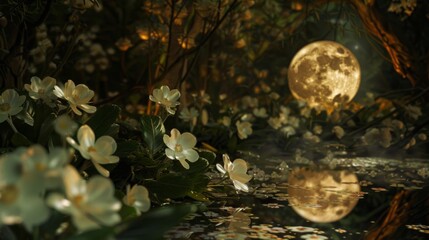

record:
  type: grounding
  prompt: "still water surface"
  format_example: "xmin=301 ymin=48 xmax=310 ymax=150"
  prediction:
xmin=166 ymin=151 xmax=429 ymax=240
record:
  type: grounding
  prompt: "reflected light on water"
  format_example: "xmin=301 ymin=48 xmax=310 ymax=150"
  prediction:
xmin=287 ymin=167 xmax=361 ymax=223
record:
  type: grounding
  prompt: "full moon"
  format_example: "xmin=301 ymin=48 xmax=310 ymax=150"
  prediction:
xmin=287 ymin=167 xmax=361 ymax=223
xmin=288 ymin=41 xmax=361 ymax=107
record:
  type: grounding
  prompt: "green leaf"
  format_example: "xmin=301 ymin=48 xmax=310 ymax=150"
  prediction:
xmin=172 ymin=158 xmax=209 ymax=174
xmin=192 ymin=174 xmax=210 ymax=193
xmin=140 ymin=116 xmax=165 ymax=157
xmin=37 ymin=113 xmax=56 ymax=146
xmin=257 ymin=40 xmax=271 ymax=57
xmin=85 ymin=104 xmax=121 ymax=137
xmin=116 ymin=204 xmax=199 ymax=240
xmin=197 ymin=149 xmax=216 ymax=164
xmin=67 ymin=228 xmax=115 ymax=240
xmin=32 ymin=102 xmax=53 ymax=138
xmin=247 ymin=49 xmax=255 ymax=62
xmin=145 ymin=173 xmax=209 ymax=201
xmin=119 ymin=204 xmax=139 ymax=221
xmin=145 ymin=174 xmax=192 ymax=200
xmin=105 ymin=123 xmax=120 ymax=137
xmin=187 ymin=191 xmax=209 ymax=202
xmin=134 ymin=151 xmax=158 ymax=167
xmin=116 ymin=140 xmax=140 ymax=158
xmin=11 ymin=132 xmax=32 ymax=147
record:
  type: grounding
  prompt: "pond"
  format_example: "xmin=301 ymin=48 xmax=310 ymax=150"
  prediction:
xmin=165 ymin=148 xmax=429 ymax=240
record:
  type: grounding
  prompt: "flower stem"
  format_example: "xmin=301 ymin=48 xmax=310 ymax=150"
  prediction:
xmin=209 ymin=176 xmax=229 ymax=186
xmin=7 ymin=118 xmax=18 ymax=133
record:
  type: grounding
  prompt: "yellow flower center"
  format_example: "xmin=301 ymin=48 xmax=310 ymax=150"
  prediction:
xmin=38 ymin=89 xmax=45 ymax=95
xmin=0 ymin=103 xmax=11 ymax=112
xmin=72 ymin=194 xmax=85 ymax=206
xmin=87 ymin=146 xmax=97 ymax=153
xmin=0 ymin=185 xmax=19 ymax=204
xmin=36 ymin=162 xmax=46 ymax=171
xmin=174 ymin=144 xmax=183 ymax=153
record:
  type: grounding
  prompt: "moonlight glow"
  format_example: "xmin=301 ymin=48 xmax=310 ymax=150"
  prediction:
xmin=288 ymin=41 xmax=361 ymax=107
xmin=287 ymin=167 xmax=361 ymax=223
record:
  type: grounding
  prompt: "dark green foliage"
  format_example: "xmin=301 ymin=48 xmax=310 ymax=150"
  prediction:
xmin=85 ymin=104 xmax=121 ymax=137
xmin=140 ymin=115 xmax=165 ymax=158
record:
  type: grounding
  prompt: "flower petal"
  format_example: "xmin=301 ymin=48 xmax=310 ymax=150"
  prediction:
xmin=167 ymin=89 xmax=181 ymax=102
xmin=232 ymin=180 xmax=249 ymax=192
xmin=78 ymin=125 xmax=95 ymax=150
xmin=230 ymin=172 xmax=252 ymax=184
xmin=74 ymin=84 xmax=94 ymax=104
xmin=163 ymin=134 xmax=175 ymax=150
xmin=79 ymin=104 xmax=97 ymax=113
xmin=63 ymin=165 xmax=86 ymax=198
xmin=178 ymin=158 xmax=190 ymax=169
xmin=64 ymin=80 xmax=75 ymax=99
xmin=165 ymin=106 xmax=176 ymax=115
xmin=46 ymin=193 xmax=72 ymax=213
xmin=222 ymin=154 xmax=232 ymax=171
xmin=216 ymin=164 xmax=226 ymax=175
xmin=178 ymin=132 xmax=196 ymax=149
xmin=86 ymin=176 xmax=115 ymax=202
xmin=70 ymin=104 xmax=82 ymax=115
xmin=165 ymin=148 xmax=175 ymax=159
xmin=53 ymin=86 xmax=65 ymax=98
xmin=95 ymin=136 xmax=117 ymax=155
xmin=183 ymin=149 xmax=199 ymax=162
xmin=232 ymin=159 xmax=249 ymax=174
xmin=92 ymin=161 xmax=110 ymax=177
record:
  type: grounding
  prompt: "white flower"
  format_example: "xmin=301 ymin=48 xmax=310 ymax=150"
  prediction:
xmin=17 ymin=145 xmax=70 ymax=189
xmin=240 ymin=113 xmax=254 ymax=122
xmin=300 ymin=105 xmax=312 ymax=118
xmin=286 ymin=226 xmax=317 ymax=233
xmin=253 ymin=107 xmax=268 ymax=118
xmin=220 ymin=116 xmax=231 ymax=127
xmin=149 ymin=86 xmax=180 ymax=115
xmin=0 ymin=145 xmax=69 ymax=229
xmin=418 ymin=133 xmax=427 ymax=141
xmin=301 ymin=234 xmax=328 ymax=240
xmin=53 ymin=80 xmax=96 ymax=115
xmin=313 ymin=125 xmax=323 ymax=135
xmin=24 ymin=76 xmax=57 ymax=106
xmin=362 ymin=128 xmax=392 ymax=148
xmin=268 ymin=117 xmax=282 ymax=130
xmin=163 ymin=128 xmax=199 ymax=169
xmin=281 ymin=126 xmax=296 ymax=137
xmin=0 ymin=89 xmax=26 ymax=123
xmin=303 ymin=131 xmax=320 ymax=143
xmin=194 ymin=90 xmax=211 ymax=105
xmin=236 ymin=121 xmax=253 ymax=140
xmin=332 ymin=125 xmax=345 ymax=139
xmin=288 ymin=116 xmax=300 ymax=128
xmin=179 ymin=107 xmax=199 ymax=126
xmin=404 ymin=104 xmax=422 ymax=120
xmin=269 ymin=92 xmax=280 ymax=100
xmin=216 ymin=154 xmax=252 ymax=192
xmin=241 ymin=96 xmax=258 ymax=109
xmin=55 ymin=114 xmax=78 ymax=137
xmin=123 ymin=185 xmax=151 ymax=215
xmin=219 ymin=93 xmax=227 ymax=101
xmin=66 ymin=125 xmax=119 ymax=177
xmin=47 ymin=166 xmax=121 ymax=232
